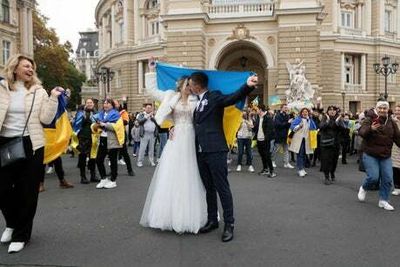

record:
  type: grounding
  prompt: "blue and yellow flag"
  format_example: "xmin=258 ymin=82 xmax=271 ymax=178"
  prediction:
xmin=93 ymin=109 xmax=125 ymax=146
xmin=43 ymin=94 xmax=73 ymax=164
xmin=268 ymin=95 xmax=282 ymax=106
xmin=156 ymin=62 xmax=252 ymax=148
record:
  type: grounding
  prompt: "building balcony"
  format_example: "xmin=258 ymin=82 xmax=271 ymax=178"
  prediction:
xmin=139 ymin=35 xmax=162 ymax=45
xmin=339 ymin=27 xmax=364 ymax=37
xmin=345 ymin=84 xmax=364 ymax=94
xmin=207 ymin=0 xmax=275 ymax=19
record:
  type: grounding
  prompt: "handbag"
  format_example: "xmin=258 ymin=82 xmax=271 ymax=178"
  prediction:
xmin=0 ymin=89 xmax=36 ymax=167
xmin=320 ymin=137 xmax=335 ymax=147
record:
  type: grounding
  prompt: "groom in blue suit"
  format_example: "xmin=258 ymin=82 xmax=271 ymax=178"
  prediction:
xmin=190 ymin=72 xmax=258 ymax=242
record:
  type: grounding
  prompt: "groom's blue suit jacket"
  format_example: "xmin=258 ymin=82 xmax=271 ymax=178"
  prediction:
xmin=194 ymin=83 xmax=254 ymax=153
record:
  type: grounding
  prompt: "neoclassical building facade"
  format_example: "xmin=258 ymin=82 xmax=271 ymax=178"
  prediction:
xmin=95 ymin=0 xmax=400 ymax=114
xmin=0 ymin=0 xmax=34 ymax=73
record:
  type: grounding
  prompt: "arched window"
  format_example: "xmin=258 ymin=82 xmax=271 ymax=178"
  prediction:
xmin=1 ymin=0 xmax=10 ymax=23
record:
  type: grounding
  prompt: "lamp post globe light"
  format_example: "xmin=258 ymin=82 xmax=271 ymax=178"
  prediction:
xmin=373 ymin=55 xmax=399 ymax=100
xmin=95 ymin=67 xmax=115 ymax=98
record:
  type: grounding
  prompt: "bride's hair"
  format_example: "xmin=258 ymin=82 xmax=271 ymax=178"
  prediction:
xmin=176 ymin=75 xmax=189 ymax=92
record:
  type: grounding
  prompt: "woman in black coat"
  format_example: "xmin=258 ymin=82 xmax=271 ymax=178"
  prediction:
xmin=318 ymin=106 xmax=344 ymax=185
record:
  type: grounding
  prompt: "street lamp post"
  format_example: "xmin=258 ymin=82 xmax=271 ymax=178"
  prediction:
xmin=373 ymin=55 xmax=398 ymax=100
xmin=95 ymin=67 xmax=115 ymax=98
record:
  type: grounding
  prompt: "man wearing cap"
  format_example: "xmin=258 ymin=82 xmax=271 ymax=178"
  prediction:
xmin=357 ymin=100 xmax=400 ymax=211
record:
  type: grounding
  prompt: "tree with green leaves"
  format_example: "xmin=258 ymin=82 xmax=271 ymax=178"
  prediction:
xmin=33 ymin=9 xmax=85 ymax=110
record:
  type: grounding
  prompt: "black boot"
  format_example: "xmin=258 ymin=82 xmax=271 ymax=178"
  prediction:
xmin=324 ymin=173 xmax=331 ymax=185
xmin=80 ymin=175 xmax=90 ymax=184
xmin=330 ymin=172 xmax=336 ymax=183
xmin=80 ymin=169 xmax=90 ymax=184
xmin=90 ymin=170 xmax=100 ymax=183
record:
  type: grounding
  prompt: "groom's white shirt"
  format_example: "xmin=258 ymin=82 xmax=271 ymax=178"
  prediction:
xmin=196 ymin=91 xmax=208 ymax=111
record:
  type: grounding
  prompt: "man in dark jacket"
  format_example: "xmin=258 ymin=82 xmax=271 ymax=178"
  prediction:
xmin=190 ymin=71 xmax=257 ymax=242
xmin=271 ymin=104 xmax=294 ymax=169
xmin=253 ymin=104 xmax=276 ymax=177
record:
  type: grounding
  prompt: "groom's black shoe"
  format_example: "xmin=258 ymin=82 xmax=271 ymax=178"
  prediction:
xmin=199 ymin=221 xmax=219 ymax=234
xmin=221 ymin=223 xmax=234 ymax=242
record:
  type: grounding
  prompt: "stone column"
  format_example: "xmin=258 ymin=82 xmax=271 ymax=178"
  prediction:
xmin=361 ymin=54 xmax=366 ymax=91
xmin=341 ymin=52 xmax=345 ymax=91
xmin=331 ymin=0 xmax=338 ymax=32
xmin=379 ymin=0 xmax=385 ymax=35
xmin=133 ymin=0 xmax=139 ymax=45
xmin=397 ymin=0 xmax=400 ymax=39
xmin=111 ymin=5 xmax=116 ymax=48
xmin=364 ymin=0 xmax=372 ymax=35
xmin=138 ymin=61 xmax=143 ymax=94
xmin=357 ymin=5 xmax=362 ymax=29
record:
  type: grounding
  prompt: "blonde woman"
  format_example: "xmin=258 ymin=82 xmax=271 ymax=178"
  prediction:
xmin=0 ymin=54 xmax=60 ymax=253
xmin=140 ymin=60 xmax=207 ymax=234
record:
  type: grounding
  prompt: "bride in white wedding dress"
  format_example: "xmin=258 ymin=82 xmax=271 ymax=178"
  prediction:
xmin=139 ymin=63 xmax=207 ymax=234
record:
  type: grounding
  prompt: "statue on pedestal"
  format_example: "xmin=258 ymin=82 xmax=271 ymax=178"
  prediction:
xmin=285 ymin=61 xmax=315 ymax=110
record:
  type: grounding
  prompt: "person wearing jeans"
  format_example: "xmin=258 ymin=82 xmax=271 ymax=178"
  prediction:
xmin=137 ymin=104 xmax=158 ymax=167
xmin=289 ymin=108 xmax=317 ymax=177
xmin=357 ymin=100 xmax=400 ymax=211
xmin=236 ymin=111 xmax=254 ymax=172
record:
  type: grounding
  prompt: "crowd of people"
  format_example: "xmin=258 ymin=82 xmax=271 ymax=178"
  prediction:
xmin=1 ymin=54 xmax=400 ymax=254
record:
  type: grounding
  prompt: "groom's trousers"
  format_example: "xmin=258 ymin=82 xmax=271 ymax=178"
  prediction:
xmin=197 ymin=151 xmax=234 ymax=224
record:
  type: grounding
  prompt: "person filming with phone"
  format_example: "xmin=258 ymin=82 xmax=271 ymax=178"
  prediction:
xmin=357 ymin=100 xmax=400 ymax=211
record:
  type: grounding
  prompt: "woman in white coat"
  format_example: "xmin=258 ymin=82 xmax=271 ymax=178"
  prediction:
xmin=289 ymin=107 xmax=317 ymax=177
xmin=140 ymin=61 xmax=207 ymax=234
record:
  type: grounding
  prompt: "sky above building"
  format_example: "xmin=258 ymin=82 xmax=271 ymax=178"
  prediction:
xmin=36 ymin=0 xmax=99 ymax=53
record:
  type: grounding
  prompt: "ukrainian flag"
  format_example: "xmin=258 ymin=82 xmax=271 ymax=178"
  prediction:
xmin=43 ymin=93 xmax=73 ymax=164
xmin=92 ymin=109 xmax=125 ymax=146
xmin=156 ymin=62 xmax=252 ymax=148
xmin=71 ymin=110 xmax=99 ymax=159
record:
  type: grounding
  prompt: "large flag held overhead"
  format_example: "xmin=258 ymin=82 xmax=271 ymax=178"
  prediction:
xmin=155 ymin=62 xmax=253 ymax=147
xmin=43 ymin=93 xmax=73 ymax=164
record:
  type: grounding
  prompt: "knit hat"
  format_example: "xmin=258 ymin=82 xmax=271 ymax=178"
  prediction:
xmin=376 ymin=100 xmax=389 ymax=108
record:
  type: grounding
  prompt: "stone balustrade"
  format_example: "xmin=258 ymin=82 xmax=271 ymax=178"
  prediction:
xmin=207 ymin=1 xmax=275 ymax=18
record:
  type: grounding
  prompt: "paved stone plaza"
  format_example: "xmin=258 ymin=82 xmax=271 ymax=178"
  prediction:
xmin=0 ymin=154 xmax=399 ymax=267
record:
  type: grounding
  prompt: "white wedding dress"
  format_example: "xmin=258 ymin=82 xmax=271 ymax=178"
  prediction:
xmin=140 ymin=100 xmax=207 ymax=234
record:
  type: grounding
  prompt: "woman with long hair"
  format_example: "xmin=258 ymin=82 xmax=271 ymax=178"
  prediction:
xmin=0 ymin=54 xmax=61 ymax=253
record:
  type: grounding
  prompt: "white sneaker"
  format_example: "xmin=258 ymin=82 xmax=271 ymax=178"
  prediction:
xmin=236 ymin=165 xmax=242 ymax=172
xmin=1 ymin=228 xmax=13 ymax=243
xmin=358 ymin=186 xmax=366 ymax=202
xmin=46 ymin=166 xmax=53 ymax=174
xmin=132 ymin=153 xmax=136 ymax=157
xmin=96 ymin=179 xmax=109 ymax=189
xmin=137 ymin=162 xmax=143 ymax=167
xmin=392 ymin=189 xmax=400 ymax=196
xmin=298 ymin=170 xmax=306 ymax=177
xmin=104 ymin=180 xmax=117 ymax=189
xmin=272 ymin=161 xmax=277 ymax=168
xmin=118 ymin=159 xmax=126 ymax=165
xmin=284 ymin=163 xmax=294 ymax=169
xmin=8 ymin=242 xmax=24 ymax=253
xmin=248 ymin=165 xmax=255 ymax=173
xmin=378 ymin=200 xmax=395 ymax=211
xmin=149 ymin=160 xmax=156 ymax=167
